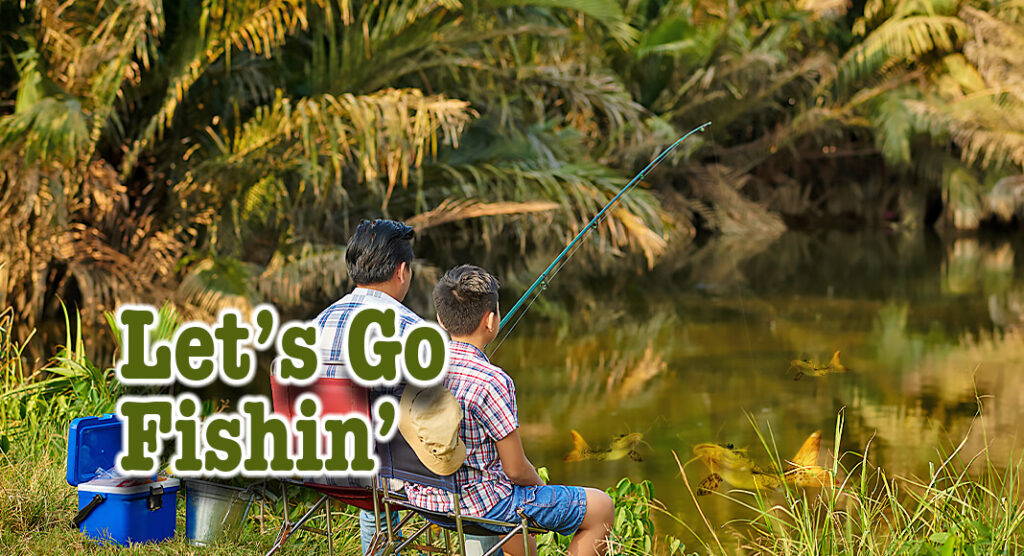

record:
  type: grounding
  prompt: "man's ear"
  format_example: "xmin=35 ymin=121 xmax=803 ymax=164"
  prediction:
xmin=485 ymin=311 xmax=497 ymax=332
xmin=436 ymin=313 xmax=447 ymax=331
xmin=394 ymin=261 xmax=409 ymax=283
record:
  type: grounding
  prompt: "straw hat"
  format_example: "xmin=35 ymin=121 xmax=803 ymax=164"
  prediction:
xmin=398 ymin=386 xmax=467 ymax=476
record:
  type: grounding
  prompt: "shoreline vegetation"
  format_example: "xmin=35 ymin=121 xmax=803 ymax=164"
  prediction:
xmin=3 ymin=306 xmax=1024 ymax=554
xmin=2 ymin=0 xmax=1023 ymax=553
xmin=1 ymin=0 xmax=1023 ymax=343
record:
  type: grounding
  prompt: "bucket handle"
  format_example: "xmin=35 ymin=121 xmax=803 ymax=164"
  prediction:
xmin=71 ymin=494 xmax=105 ymax=529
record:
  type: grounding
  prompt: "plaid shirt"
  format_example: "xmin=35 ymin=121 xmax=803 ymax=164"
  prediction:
xmin=404 ymin=341 xmax=518 ymax=516
xmin=314 ymin=287 xmax=422 ymax=377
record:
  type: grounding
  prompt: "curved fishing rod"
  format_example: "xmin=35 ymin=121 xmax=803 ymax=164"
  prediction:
xmin=489 ymin=121 xmax=712 ymax=353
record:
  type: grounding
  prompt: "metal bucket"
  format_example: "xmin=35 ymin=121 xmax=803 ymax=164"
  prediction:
xmin=184 ymin=479 xmax=254 ymax=545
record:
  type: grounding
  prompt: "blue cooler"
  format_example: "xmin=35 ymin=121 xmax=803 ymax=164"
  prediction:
xmin=66 ymin=413 xmax=179 ymax=545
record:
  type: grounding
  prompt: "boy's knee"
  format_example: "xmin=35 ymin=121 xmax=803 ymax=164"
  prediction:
xmin=586 ymin=488 xmax=614 ymax=525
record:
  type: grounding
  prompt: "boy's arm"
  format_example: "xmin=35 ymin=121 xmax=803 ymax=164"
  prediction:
xmin=496 ymin=429 xmax=544 ymax=487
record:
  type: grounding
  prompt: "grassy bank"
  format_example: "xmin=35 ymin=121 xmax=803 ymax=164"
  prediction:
xmin=0 ymin=421 xmax=674 ymax=555
xmin=671 ymin=411 xmax=1024 ymax=555
xmin=0 ymin=307 xmax=678 ymax=555
xmin=0 ymin=432 xmax=360 ymax=555
xmin=5 ymin=308 xmax=1024 ymax=554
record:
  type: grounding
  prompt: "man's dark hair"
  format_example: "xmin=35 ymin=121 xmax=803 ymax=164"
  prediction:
xmin=345 ymin=219 xmax=415 ymax=285
xmin=433 ymin=265 xmax=500 ymax=336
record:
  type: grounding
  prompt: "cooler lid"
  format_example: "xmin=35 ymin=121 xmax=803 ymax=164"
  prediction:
xmin=78 ymin=476 xmax=180 ymax=495
xmin=66 ymin=413 xmax=123 ymax=486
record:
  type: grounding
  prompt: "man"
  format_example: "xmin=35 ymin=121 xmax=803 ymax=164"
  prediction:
xmin=405 ymin=265 xmax=615 ymax=556
xmin=312 ymin=219 xmax=498 ymax=555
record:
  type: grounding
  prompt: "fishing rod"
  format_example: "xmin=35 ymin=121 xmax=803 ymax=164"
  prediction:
xmin=490 ymin=121 xmax=711 ymax=352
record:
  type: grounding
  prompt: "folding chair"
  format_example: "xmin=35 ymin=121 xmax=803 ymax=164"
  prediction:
xmin=366 ymin=431 xmax=547 ymax=556
xmin=264 ymin=364 xmax=377 ymax=555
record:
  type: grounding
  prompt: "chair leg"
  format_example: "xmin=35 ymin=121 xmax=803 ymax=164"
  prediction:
xmin=326 ymin=498 xmax=333 ymax=556
xmin=372 ymin=475 xmax=383 ymax=537
xmin=384 ymin=503 xmax=395 ymax=546
xmin=521 ymin=512 xmax=530 ymax=556
xmin=453 ymin=493 xmax=465 ymax=556
xmin=483 ymin=527 xmax=523 ymax=556
xmin=265 ymin=493 xmax=328 ymax=556
xmin=281 ymin=482 xmax=290 ymax=530
xmin=265 ymin=482 xmax=291 ymax=556
xmin=391 ymin=521 xmax=432 ymax=554
xmin=260 ymin=478 xmax=266 ymax=534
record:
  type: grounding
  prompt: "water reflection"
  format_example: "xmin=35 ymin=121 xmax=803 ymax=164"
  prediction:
xmin=492 ymin=231 xmax=1024 ymax=546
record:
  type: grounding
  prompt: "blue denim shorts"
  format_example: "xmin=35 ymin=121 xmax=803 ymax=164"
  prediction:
xmin=478 ymin=484 xmax=587 ymax=537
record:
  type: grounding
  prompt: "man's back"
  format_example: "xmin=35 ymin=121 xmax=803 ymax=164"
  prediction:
xmin=314 ymin=287 xmax=422 ymax=375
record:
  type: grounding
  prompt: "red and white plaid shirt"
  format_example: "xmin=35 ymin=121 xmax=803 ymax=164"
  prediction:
xmin=404 ymin=341 xmax=518 ymax=516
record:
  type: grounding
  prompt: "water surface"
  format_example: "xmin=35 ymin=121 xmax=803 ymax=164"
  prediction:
xmin=491 ymin=231 xmax=1024 ymax=547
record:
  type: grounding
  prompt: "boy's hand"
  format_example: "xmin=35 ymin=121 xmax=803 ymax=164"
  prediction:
xmin=496 ymin=429 xmax=544 ymax=486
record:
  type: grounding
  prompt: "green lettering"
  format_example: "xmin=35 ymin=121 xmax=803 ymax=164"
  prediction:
xmin=278 ymin=324 xmax=317 ymax=381
xmin=117 ymin=308 xmax=171 ymax=382
xmin=175 ymin=325 xmax=214 ymax=384
xmin=374 ymin=397 xmax=398 ymax=440
xmin=204 ymin=418 xmax=243 ymax=473
xmin=240 ymin=399 xmax=293 ymax=473
xmin=347 ymin=308 xmax=401 ymax=384
xmin=294 ymin=398 xmax=323 ymax=472
xmin=324 ymin=417 xmax=375 ymax=472
xmin=216 ymin=312 xmax=252 ymax=383
xmin=117 ymin=399 xmax=172 ymax=474
xmin=172 ymin=396 xmax=202 ymax=473
xmin=404 ymin=326 xmax=446 ymax=383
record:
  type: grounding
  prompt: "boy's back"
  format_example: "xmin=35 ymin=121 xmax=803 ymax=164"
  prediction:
xmin=399 ymin=264 xmax=615 ymax=556
xmin=404 ymin=340 xmax=517 ymax=515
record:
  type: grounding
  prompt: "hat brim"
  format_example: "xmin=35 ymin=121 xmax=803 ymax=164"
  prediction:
xmin=398 ymin=417 xmax=467 ymax=476
xmin=398 ymin=387 xmax=467 ymax=476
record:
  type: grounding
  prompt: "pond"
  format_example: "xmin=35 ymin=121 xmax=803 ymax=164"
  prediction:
xmin=490 ymin=230 xmax=1024 ymax=547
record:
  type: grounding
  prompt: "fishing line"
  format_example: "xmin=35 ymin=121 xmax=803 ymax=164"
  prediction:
xmin=488 ymin=210 xmax=607 ymax=354
xmin=488 ymin=122 xmax=712 ymax=356
xmin=489 ymin=226 xmax=592 ymax=352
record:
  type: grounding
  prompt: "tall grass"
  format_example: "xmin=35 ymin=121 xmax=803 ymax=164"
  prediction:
xmin=0 ymin=305 xmax=679 ymax=555
xmin=679 ymin=411 xmax=1024 ymax=555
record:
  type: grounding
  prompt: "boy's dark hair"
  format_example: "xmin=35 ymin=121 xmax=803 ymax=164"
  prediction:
xmin=345 ymin=219 xmax=415 ymax=285
xmin=433 ymin=265 xmax=500 ymax=336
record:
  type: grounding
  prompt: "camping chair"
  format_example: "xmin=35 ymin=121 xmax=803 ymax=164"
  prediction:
xmin=365 ymin=431 xmax=547 ymax=556
xmin=264 ymin=364 xmax=378 ymax=555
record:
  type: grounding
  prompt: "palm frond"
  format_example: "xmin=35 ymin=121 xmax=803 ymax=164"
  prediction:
xmin=121 ymin=0 xmax=309 ymax=176
xmin=208 ymin=88 xmax=474 ymax=209
xmin=407 ymin=198 xmax=560 ymax=231
xmin=489 ymin=0 xmax=638 ymax=46
xmin=835 ymin=15 xmax=967 ymax=90
xmin=256 ymin=244 xmax=350 ymax=308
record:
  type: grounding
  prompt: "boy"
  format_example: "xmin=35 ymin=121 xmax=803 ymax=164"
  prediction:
xmin=405 ymin=265 xmax=615 ymax=556
xmin=311 ymin=220 xmax=499 ymax=555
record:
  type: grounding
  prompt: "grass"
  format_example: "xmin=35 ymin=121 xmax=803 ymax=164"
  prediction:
xmin=0 ymin=306 xmax=676 ymax=555
xmin=671 ymin=410 xmax=1024 ymax=555
xmin=0 ymin=422 xmax=365 ymax=555
xmin=5 ymin=306 xmax=1024 ymax=554
xmin=0 ymin=421 xmax=671 ymax=555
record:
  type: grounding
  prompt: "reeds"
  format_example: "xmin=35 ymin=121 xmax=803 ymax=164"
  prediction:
xmin=678 ymin=411 xmax=1024 ymax=555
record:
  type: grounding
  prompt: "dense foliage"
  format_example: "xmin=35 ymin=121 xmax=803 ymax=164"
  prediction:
xmin=0 ymin=0 xmax=1021 ymax=333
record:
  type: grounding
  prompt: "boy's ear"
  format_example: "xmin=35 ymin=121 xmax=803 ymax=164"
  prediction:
xmin=437 ymin=313 xmax=448 ymax=331
xmin=485 ymin=311 xmax=497 ymax=331
xmin=475 ymin=311 xmax=491 ymax=334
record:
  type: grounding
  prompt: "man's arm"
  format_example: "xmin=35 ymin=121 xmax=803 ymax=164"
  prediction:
xmin=496 ymin=429 xmax=544 ymax=487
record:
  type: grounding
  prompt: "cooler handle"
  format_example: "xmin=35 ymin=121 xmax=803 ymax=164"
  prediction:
xmin=71 ymin=494 xmax=105 ymax=528
xmin=148 ymin=485 xmax=164 ymax=511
